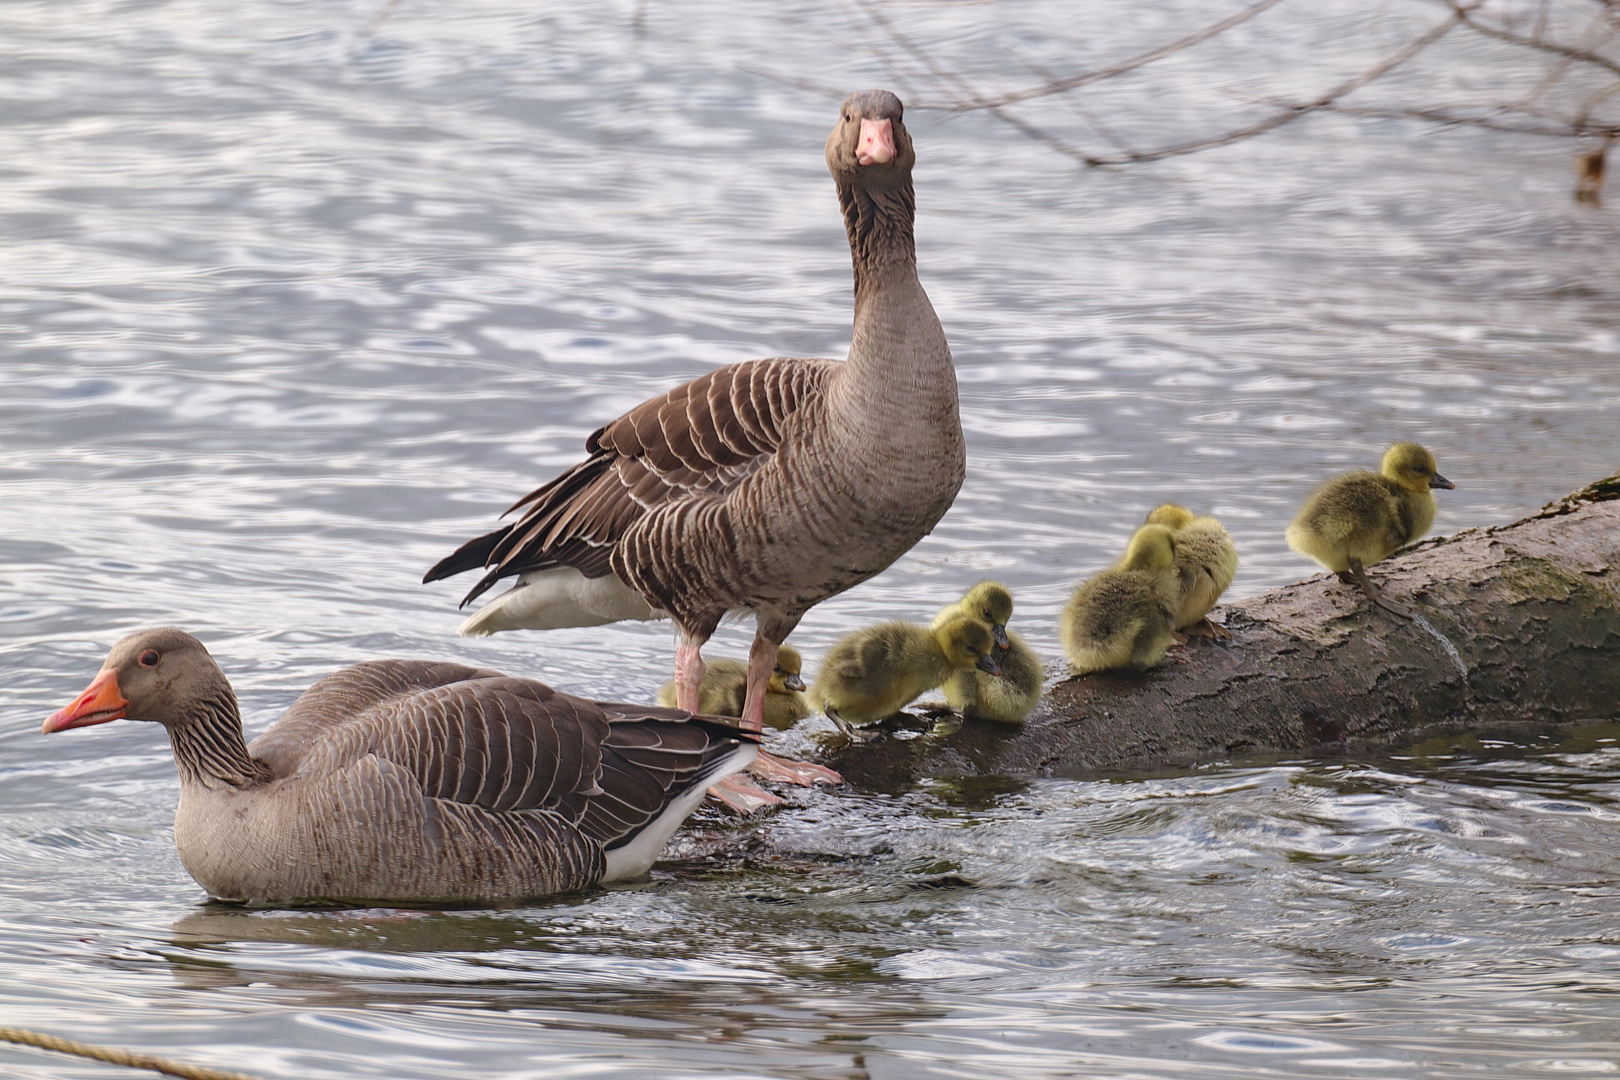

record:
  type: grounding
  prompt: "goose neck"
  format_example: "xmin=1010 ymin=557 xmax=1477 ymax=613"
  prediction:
xmin=165 ymin=691 xmax=274 ymax=790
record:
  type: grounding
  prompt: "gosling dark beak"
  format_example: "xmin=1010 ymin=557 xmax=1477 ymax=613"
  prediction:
xmin=991 ymin=624 xmax=1010 ymax=650
xmin=1429 ymin=473 xmax=1455 ymax=490
xmin=783 ymin=673 xmax=806 ymax=692
xmin=975 ymin=654 xmax=1002 ymax=676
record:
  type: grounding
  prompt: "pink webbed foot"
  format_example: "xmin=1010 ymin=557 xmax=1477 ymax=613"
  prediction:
xmin=707 ymin=773 xmax=784 ymax=814
xmin=750 ymin=750 xmax=843 ymax=787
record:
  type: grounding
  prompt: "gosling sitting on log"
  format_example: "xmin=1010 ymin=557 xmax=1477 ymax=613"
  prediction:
xmin=1142 ymin=503 xmax=1239 ymax=640
xmin=811 ymin=615 xmax=1001 ymax=735
xmin=657 ymin=644 xmax=810 ymax=730
xmin=1061 ymin=523 xmax=1180 ymax=674
xmin=933 ymin=582 xmax=1043 ymax=723
xmin=1285 ymin=441 xmax=1454 ymax=619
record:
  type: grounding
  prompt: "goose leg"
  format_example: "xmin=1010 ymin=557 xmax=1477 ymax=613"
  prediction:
xmin=1346 ymin=557 xmax=1415 ymax=620
xmin=741 ymin=632 xmax=843 ymax=787
xmin=673 ymin=630 xmax=706 ymax=713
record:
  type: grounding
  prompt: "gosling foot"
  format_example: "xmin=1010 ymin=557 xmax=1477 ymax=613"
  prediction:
xmin=1346 ymin=558 xmax=1415 ymax=621
xmin=825 ymin=706 xmax=884 ymax=743
xmin=707 ymin=773 xmax=784 ymax=814
xmin=1182 ymin=617 xmax=1233 ymax=641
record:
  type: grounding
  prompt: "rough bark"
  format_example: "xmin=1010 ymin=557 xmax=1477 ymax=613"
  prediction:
xmin=821 ymin=476 xmax=1620 ymax=788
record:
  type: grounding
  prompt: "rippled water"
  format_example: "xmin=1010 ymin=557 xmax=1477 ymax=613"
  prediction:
xmin=2 ymin=0 xmax=1618 ymax=1076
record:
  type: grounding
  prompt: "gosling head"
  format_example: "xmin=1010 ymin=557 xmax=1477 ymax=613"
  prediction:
xmin=1119 ymin=523 xmax=1177 ymax=572
xmin=960 ymin=581 xmax=1013 ymax=649
xmin=1381 ymin=442 xmax=1454 ymax=493
xmin=935 ymin=615 xmax=1002 ymax=676
xmin=43 ymin=628 xmax=227 ymax=734
xmin=769 ymin=644 xmax=807 ymax=694
xmin=1144 ymin=503 xmax=1196 ymax=531
xmin=826 ymin=90 xmax=913 ymax=182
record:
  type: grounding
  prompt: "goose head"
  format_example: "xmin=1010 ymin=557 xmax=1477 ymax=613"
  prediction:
xmin=826 ymin=90 xmax=914 ymax=182
xmin=1381 ymin=442 xmax=1454 ymax=493
xmin=43 ymin=628 xmax=227 ymax=733
xmin=958 ymin=581 xmax=1013 ymax=649
xmin=934 ymin=615 xmax=1001 ymax=676
xmin=769 ymin=644 xmax=807 ymax=694
xmin=1119 ymin=524 xmax=1177 ymax=573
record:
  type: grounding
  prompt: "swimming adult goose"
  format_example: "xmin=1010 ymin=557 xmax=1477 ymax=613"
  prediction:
xmin=42 ymin=628 xmax=757 ymax=905
xmin=424 ymin=90 xmax=962 ymax=808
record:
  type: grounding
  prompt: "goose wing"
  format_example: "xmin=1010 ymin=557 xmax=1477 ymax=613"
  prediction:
xmin=424 ymin=356 xmax=837 ymax=605
xmin=265 ymin=664 xmax=755 ymax=850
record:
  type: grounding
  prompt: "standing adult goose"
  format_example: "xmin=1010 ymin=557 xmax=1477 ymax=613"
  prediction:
xmin=423 ymin=90 xmax=963 ymax=810
xmin=42 ymin=628 xmax=757 ymax=906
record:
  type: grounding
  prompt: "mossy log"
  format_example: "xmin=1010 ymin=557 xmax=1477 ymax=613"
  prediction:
xmin=821 ymin=476 xmax=1620 ymax=787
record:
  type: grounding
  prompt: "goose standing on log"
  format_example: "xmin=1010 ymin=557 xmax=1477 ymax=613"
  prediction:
xmin=424 ymin=91 xmax=964 ymax=811
xmin=43 ymin=629 xmax=758 ymax=905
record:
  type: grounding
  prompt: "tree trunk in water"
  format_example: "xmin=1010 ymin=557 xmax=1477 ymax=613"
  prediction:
xmin=822 ymin=476 xmax=1620 ymax=788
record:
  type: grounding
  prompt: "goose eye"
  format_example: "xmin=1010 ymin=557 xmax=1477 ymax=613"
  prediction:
xmin=138 ymin=649 xmax=160 ymax=667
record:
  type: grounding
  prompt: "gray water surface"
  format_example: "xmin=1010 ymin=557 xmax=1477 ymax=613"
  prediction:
xmin=3 ymin=0 xmax=1619 ymax=1077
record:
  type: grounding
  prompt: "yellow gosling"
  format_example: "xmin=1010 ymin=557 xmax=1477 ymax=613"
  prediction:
xmin=932 ymin=580 xmax=1014 ymax=649
xmin=1285 ymin=442 xmax=1454 ymax=619
xmin=811 ymin=614 xmax=1001 ymax=730
xmin=1061 ymin=523 xmax=1180 ymax=674
xmin=942 ymin=627 xmax=1044 ymax=723
xmin=657 ymin=644 xmax=810 ymax=730
xmin=1143 ymin=503 xmax=1239 ymax=639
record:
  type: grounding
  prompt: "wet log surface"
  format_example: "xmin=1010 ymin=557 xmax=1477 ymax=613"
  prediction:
xmin=819 ymin=476 xmax=1620 ymax=787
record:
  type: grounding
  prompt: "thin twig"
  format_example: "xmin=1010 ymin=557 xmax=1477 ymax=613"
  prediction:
xmin=1311 ymin=102 xmax=1618 ymax=137
xmin=907 ymin=0 xmax=1291 ymax=112
xmin=1079 ymin=4 xmax=1475 ymax=165
xmin=1444 ymin=0 xmax=1620 ymax=78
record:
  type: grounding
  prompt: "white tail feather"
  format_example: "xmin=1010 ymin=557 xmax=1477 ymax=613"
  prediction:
xmin=458 ymin=567 xmax=665 ymax=637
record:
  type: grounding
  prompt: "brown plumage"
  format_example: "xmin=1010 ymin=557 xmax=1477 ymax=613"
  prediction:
xmin=42 ymin=629 xmax=757 ymax=906
xmin=423 ymin=90 xmax=961 ymax=803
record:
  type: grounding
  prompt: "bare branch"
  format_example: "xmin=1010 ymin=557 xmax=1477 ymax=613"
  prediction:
xmin=1312 ymin=102 xmax=1618 ymax=138
xmin=1079 ymin=5 xmax=1473 ymax=165
xmin=903 ymin=0 xmax=1291 ymax=113
xmin=1444 ymin=0 xmax=1620 ymax=78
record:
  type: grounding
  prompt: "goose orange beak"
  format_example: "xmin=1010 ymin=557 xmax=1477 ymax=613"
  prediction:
xmin=857 ymin=117 xmax=894 ymax=165
xmin=43 ymin=669 xmax=128 ymax=733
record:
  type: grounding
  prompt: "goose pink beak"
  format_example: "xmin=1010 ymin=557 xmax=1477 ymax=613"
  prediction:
xmin=857 ymin=117 xmax=895 ymax=165
xmin=43 ymin=669 xmax=128 ymax=733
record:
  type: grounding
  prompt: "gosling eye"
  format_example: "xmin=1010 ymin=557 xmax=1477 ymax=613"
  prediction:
xmin=138 ymin=649 xmax=160 ymax=667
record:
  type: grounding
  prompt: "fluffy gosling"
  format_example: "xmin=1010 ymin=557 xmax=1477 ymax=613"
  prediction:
xmin=932 ymin=580 xmax=1013 ymax=649
xmin=933 ymin=581 xmax=1041 ymax=723
xmin=1285 ymin=441 xmax=1454 ymax=619
xmin=942 ymin=627 xmax=1043 ymax=723
xmin=1142 ymin=503 xmax=1239 ymax=639
xmin=811 ymin=614 xmax=1001 ymax=732
xmin=657 ymin=644 xmax=810 ymax=730
xmin=1061 ymin=523 xmax=1180 ymax=674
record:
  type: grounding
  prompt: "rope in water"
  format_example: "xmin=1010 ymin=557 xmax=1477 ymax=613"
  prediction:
xmin=0 ymin=1025 xmax=269 ymax=1080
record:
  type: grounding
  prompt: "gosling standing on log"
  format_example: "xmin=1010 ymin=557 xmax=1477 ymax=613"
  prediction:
xmin=933 ymin=581 xmax=1043 ymax=723
xmin=1061 ymin=524 xmax=1181 ymax=674
xmin=423 ymin=91 xmax=964 ymax=812
xmin=1143 ymin=504 xmax=1239 ymax=640
xmin=811 ymin=615 xmax=1001 ymax=734
xmin=1285 ymin=442 xmax=1454 ymax=619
